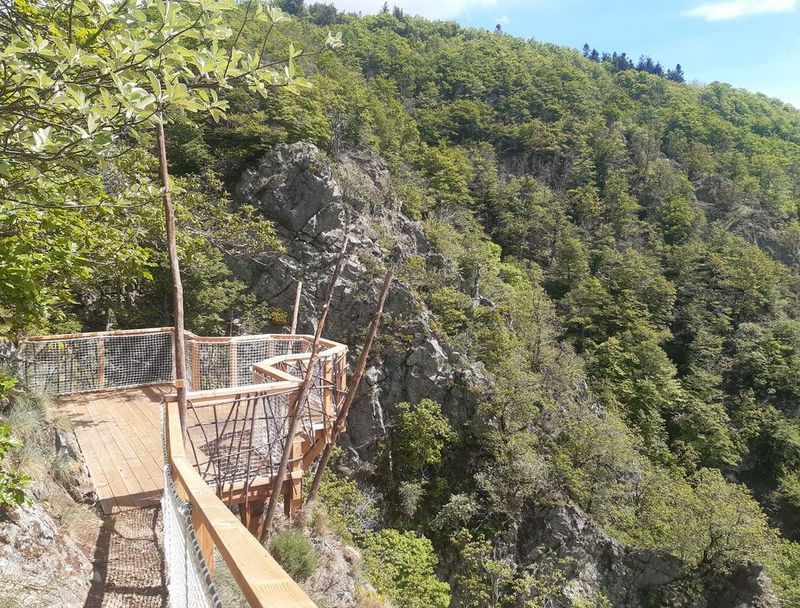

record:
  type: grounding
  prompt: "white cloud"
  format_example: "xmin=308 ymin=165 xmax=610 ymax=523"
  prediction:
xmin=329 ymin=0 xmax=497 ymax=20
xmin=495 ymin=14 xmax=511 ymax=23
xmin=683 ymin=0 xmax=797 ymax=21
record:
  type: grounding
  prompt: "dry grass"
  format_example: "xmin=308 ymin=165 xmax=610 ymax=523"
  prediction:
xmin=212 ymin=548 xmax=249 ymax=608
xmin=0 ymin=388 xmax=73 ymax=485
xmin=0 ymin=575 xmax=81 ymax=608
xmin=0 ymin=386 xmax=92 ymax=528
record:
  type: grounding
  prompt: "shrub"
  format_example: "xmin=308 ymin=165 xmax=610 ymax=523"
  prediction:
xmin=314 ymin=472 xmax=378 ymax=543
xmin=389 ymin=399 xmax=456 ymax=481
xmin=363 ymin=529 xmax=450 ymax=608
xmin=0 ymin=424 xmax=29 ymax=511
xmin=268 ymin=530 xmax=319 ymax=581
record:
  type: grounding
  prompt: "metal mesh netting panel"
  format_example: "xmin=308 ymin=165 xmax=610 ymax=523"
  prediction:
xmin=184 ymin=389 xmax=296 ymax=493
xmin=161 ymin=464 xmax=222 ymax=608
xmin=186 ymin=336 xmax=311 ymax=391
xmin=235 ymin=337 xmax=309 ymax=386
xmin=105 ymin=332 xmax=174 ymax=387
xmin=275 ymin=358 xmax=327 ymax=439
xmin=185 ymin=341 xmax=194 ymax=392
xmin=19 ymin=331 xmax=174 ymax=395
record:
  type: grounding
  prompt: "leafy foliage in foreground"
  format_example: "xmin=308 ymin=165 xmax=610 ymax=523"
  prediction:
xmin=0 ymin=424 xmax=28 ymax=511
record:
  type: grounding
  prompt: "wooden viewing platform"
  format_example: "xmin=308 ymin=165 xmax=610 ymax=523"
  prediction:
xmin=18 ymin=327 xmax=351 ymax=608
xmin=56 ymin=385 xmax=168 ymax=514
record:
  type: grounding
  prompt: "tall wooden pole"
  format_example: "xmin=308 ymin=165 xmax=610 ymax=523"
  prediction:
xmin=259 ymin=239 xmax=349 ymax=540
xmin=157 ymin=120 xmax=188 ymax=431
xmin=306 ymin=267 xmax=394 ymax=505
xmin=290 ymin=281 xmax=303 ymax=334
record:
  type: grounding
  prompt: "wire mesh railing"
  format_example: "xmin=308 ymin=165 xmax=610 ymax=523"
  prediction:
xmin=18 ymin=328 xmax=174 ymax=395
xmin=184 ymin=333 xmax=311 ymax=391
xmin=183 ymin=347 xmax=348 ymax=499
xmin=184 ymin=387 xmax=295 ymax=495
xmin=18 ymin=326 xmax=347 ymax=608
xmin=162 ymin=402 xmax=221 ymax=608
xmin=161 ymin=464 xmax=222 ymax=608
xmin=16 ymin=328 xmax=320 ymax=396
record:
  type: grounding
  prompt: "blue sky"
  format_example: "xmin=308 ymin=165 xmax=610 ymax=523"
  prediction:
xmin=328 ymin=0 xmax=800 ymax=108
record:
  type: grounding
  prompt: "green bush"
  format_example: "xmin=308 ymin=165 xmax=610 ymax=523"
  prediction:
xmin=268 ymin=530 xmax=319 ymax=581
xmin=0 ymin=424 xmax=29 ymax=511
xmin=313 ymin=472 xmax=378 ymax=543
xmin=389 ymin=399 xmax=456 ymax=481
xmin=363 ymin=529 xmax=450 ymax=608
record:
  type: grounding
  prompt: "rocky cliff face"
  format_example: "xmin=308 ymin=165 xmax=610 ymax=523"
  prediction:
xmin=233 ymin=142 xmax=780 ymax=608
xmin=520 ymin=501 xmax=780 ymax=608
xmin=234 ymin=142 xmax=488 ymax=458
xmin=0 ymin=483 xmax=93 ymax=607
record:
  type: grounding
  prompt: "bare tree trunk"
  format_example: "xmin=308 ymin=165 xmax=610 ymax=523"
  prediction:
xmin=157 ymin=120 xmax=188 ymax=430
xmin=306 ymin=267 xmax=394 ymax=505
xmin=290 ymin=281 xmax=303 ymax=334
xmin=259 ymin=239 xmax=349 ymax=540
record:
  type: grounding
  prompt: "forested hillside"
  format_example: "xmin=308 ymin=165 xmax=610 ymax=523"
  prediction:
xmin=3 ymin=1 xmax=800 ymax=606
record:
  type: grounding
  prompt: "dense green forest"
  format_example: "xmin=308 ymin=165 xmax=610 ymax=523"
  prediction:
xmin=3 ymin=1 xmax=800 ymax=606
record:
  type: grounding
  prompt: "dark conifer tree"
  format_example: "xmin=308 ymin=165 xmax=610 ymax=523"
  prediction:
xmin=667 ymin=63 xmax=686 ymax=82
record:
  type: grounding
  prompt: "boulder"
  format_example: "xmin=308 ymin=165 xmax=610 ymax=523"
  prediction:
xmin=0 ymin=498 xmax=92 ymax=607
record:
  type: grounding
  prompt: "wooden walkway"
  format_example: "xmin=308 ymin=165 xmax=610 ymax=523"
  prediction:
xmin=56 ymin=386 xmax=170 ymax=514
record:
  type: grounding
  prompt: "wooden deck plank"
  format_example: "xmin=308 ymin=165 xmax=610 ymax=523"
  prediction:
xmin=88 ymin=395 xmax=157 ymax=504
xmin=113 ymin=394 xmax=164 ymax=488
xmin=55 ymin=395 xmax=120 ymax=513
xmin=55 ymin=386 xmax=169 ymax=514
xmin=84 ymin=398 xmax=145 ymax=505
xmin=87 ymin=392 xmax=155 ymax=509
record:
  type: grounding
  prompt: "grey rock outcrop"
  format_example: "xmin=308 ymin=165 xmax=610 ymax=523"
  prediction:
xmin=519 ymin=501 xmax=780 ymax=608
xmin=234 ymin=142 xmax=487 ymax=456
xmin=0 ymin=496 xmax=92 ymax=607
xmin=233 ymin=142 xmax=781 ymax=608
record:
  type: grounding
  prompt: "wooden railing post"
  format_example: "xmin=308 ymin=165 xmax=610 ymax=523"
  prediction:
xmin=290 ymin=281 xmax=303 ymax=334
xmin=285 ymin=442 xmax=304 ymax=519
xmin=97 ymin=338 xmax=105 ymax=391
xmin=230 ymin=341 xmax=238 ymax=388
xmin=322 ymin=358 xmax=333 ymax=421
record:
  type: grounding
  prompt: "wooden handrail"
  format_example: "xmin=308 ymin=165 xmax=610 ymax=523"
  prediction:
xmin=165 ymin=401 xmax=316 ymax=608
xmin=19 ymin=327 xmax=175 ymax=342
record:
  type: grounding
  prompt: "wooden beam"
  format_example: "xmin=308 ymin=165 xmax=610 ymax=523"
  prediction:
xmin=290 ymin=281 xmax=303 ymax=334
xmin=259 ymin=236 xmax=350 ymax=540
xmin=19 ymin=327 xmax=175 ymax=342
xmin=157 ymin=120 xmax=188 ymax=432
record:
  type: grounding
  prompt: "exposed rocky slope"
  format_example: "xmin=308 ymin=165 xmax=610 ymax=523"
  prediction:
xmin=0 ymin=493 xmax=93 ymax=607
xmin=0 ymin=419 xmax=165 ymax=607
xmin=234 ymin=142 xmax=488 ymax=458
xmin=521 ymin=502 xmax=779 ymax=608
xmin=232 ymin=142 xmax=782 ymax=608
